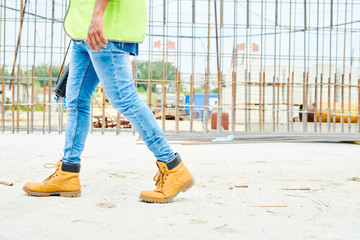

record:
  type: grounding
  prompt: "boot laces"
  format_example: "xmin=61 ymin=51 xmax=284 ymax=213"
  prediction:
xmin=42 ymin=163 xmax=60 ymax=183
xmin=153 ymin=170 xmax=164 ymax=191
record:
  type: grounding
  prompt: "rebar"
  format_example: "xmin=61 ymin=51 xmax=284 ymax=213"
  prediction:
xmin=0 ymin=0 xmax=359 ymax=136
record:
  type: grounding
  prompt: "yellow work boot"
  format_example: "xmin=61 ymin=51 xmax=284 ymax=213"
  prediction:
xmin=140 ymin=153 xmax=195 ymax=203
xmin=23 ymin=160 xmax=81 ymax=197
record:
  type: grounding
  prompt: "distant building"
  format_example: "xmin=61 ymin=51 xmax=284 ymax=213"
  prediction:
xmin=232 ymin=43 xmax=259 ymax=68
xmin=224 ymin=43 xmax=360 ymax=125
xmin=0 ymin=81 xmax=28 ymax=104
xmin=180 ymin=73 xmax=219 ymax=93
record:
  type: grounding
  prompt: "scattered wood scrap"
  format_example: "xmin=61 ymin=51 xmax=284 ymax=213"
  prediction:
xmin=347 ymin=177 xmax=360 ymax=182
xmin=286 ymin=194 xmax=329 ymax=207
xmin=0 ymin=181 xmax=13 ymax=186
xmin=93 ymin=115 xmax=131 ymax=129
xmin=234 ymin=185 xmax=248 ymax=188
xmin=229 ymin=185 xmax=248 ymax=189
xmin=154 ymin=110 xmax=185 ymax=120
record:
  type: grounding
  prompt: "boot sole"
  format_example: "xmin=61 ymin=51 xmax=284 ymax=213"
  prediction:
xmin=22 ymin=187 xmax=81 ymax=198
xmin=139 ymin=178 xmax=195 ymax=203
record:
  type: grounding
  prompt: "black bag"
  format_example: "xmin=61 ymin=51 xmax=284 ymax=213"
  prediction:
xmin=54 ymin=41 xmax=71 ymax=99
xmin=54 ymin=64 xmax=69 ymax=98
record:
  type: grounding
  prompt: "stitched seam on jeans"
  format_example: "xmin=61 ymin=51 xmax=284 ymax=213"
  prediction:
xmin=109 ymin=43 xmax=123 ymax=102
xmin=65 ymin=58 xmax=92 ymax=162
xmin=109 ymin=46 xmax=149 ymax=141
xmin=111 ymin=44 xmax=150 ymax=141
xmin=122 ymin=67 xmax=148 ymax=139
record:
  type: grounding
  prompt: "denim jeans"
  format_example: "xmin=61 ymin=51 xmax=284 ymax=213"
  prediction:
xmin=61 ymin=40 xmax=175 ymax=165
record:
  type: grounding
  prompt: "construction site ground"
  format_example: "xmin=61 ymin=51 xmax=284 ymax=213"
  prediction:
xmin=0 ymin=133 xmax=359 ymax=239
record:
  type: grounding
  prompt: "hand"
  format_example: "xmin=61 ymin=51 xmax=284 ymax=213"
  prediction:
xmin=85 ymin=15 xmax=108 ymax=52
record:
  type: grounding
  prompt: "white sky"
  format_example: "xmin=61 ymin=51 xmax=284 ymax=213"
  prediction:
xmin=0 ymin=0 xmax=359 ymax=76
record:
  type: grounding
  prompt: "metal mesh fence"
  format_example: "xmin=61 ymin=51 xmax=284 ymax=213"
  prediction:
xmin=1 ymin=0 xmax=359 ymax=136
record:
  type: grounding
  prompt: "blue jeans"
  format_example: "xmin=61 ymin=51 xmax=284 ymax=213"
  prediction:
xmin=61 ymin=40 xmax=175 ymax=165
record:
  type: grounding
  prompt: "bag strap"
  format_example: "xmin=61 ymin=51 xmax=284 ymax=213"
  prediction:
xmin=56 ymin=40 xmax=72 ymax=85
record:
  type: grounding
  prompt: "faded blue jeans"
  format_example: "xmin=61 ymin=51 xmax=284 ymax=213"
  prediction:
xmin=61 ymin=40 xmax=175 ymax=165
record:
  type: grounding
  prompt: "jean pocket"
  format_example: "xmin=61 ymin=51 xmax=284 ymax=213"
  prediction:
xmin=112 ymin=42 xmax=123 ymax=48
xmin=110 ymin=42 xmax=128 ymax=53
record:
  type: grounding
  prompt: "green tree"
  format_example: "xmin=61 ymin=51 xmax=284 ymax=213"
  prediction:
xmin=134 ymin=61 xmax=177 ymax=92
xmin=31 ymin=64 xmax=61 ymax=87
xmin=33 ymin=64 xmax=60 ymax=78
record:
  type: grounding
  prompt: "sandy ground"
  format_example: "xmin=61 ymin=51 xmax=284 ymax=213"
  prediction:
xmin=0 ymin=133 xmax=360 ymax=240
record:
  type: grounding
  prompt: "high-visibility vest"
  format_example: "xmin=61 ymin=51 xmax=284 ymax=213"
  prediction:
xmin=63 ymin=0 xmax=147 ymax=43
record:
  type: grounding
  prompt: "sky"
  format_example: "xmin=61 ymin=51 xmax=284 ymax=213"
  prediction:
xmin=0 ymin=0 xmax=359 ymax=78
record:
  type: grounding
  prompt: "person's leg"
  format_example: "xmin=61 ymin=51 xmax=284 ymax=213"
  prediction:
xmin=62 ymin=41 xmax=100 ymax=167
xmin=23 ymin=40 xmax=100 ymax=197
xmin=86 ymin=41 xmax=194 ymax=203
xmin=88 ymin=42 xmax=175 ymax=163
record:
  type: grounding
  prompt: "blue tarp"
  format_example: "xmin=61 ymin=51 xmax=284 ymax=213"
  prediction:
xmin=184 ymin=93 xmax=218 ymax=118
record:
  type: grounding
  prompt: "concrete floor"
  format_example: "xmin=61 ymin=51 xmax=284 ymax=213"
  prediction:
xmin=0 ymin=133 xmax=360 ymax=240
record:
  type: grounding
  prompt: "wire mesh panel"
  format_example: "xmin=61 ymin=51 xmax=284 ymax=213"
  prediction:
xmin=1 ymin=0 xmax=359 ymax=135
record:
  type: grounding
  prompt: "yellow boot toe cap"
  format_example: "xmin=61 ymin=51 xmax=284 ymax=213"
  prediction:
xmin=140 ymin=190 xmax=167 ymax=200
xmin=24 ymin=182 xmax=44 ymax=192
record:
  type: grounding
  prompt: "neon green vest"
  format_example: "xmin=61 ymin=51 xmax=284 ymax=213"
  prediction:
xmin=63 ymin=0 xmax=147 ymax=43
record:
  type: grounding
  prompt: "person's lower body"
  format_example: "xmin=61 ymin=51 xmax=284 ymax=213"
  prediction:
xmin=23 ymin=40 xmax=194 ymax=202
xmin=62 ymin=40 xmax=175 ymax=166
